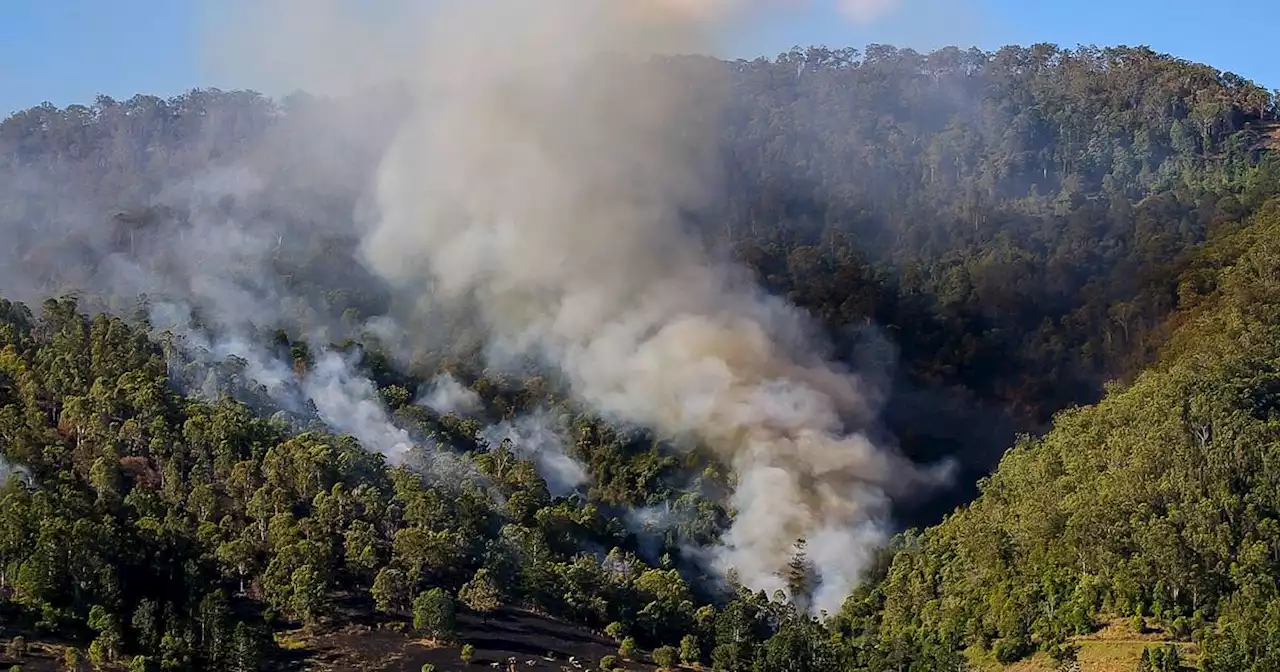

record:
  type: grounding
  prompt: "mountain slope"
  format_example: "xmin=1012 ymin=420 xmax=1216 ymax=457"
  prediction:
xmin=845 ymin=198 xmax=1280 ymax=669
xmin=0 ymin=43 xmax=1278 ymax=672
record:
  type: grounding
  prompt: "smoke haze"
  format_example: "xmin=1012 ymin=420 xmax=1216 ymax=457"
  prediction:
xmin=314 ymin=0 xmax=951 ymax=612
xmin=479 ymin=411 xmax=587 ymax=499
xmin=0 ymin=0 xmax=962 ymax=616
xmin=417 ymin=373 xmax=484 ymax=416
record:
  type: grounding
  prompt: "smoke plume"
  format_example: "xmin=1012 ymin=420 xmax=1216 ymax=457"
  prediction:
xmin=0 ymin=457 xmax=35 ymax=490
xmin=479 ymin=411 xmax=588 ymax=499
xmin=0 ymin=0 xmax=960 ymax=614
xmin=355 ymin=0 xmax=950 ymax=612
xmin=417 ymin=373 xmax=484 ymax=416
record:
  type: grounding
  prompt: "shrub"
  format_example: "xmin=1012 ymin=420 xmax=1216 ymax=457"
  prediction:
xmin=992 ymin=636 xmax=1032 ymax=664
xmin=652 ymin=645 xmax=678 ymax=669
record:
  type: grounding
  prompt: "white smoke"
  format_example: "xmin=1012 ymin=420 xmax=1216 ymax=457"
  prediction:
xmin=151 ymin=302 xmax=300 ymax=403
xmin=417 ymin=372 xmax=483 ymax=416
xmin=354 ymin=0 xmax=951 ymax=613
xmin=0 ymin=457 xmax=35 ymax=489
xmin=479 ymin=411 xmax=588 ymax=498
xmin=304 ymin=349 xmax=414 ymax=460
xmin=152 ymin=301 xmax=418 ymax=461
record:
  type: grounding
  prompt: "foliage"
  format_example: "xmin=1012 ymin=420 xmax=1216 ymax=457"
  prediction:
xmin=458 ymin=569 xmax=502 ymax=614
xmin=854 ymin=199 xmax=1280 ymax=666
xmin=413 ymin=588 xmax=457 ymax=642
xmin=0 ymin=39 xmax=1279 ymax=672
xmin=679 ymin=634 xmax=699 ymax=665
xmin=652 ymin=644 xmax=677 ymax=669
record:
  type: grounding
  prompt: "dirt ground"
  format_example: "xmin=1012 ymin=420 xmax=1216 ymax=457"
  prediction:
xmin=279 ymin=607 xmax=659 ymax=672
xmin=1 ymin=606 xmax=657 ymax=672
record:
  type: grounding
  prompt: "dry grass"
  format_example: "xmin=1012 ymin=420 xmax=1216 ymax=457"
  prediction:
xmin=965 ymin=619 xmax=1199 ymax=672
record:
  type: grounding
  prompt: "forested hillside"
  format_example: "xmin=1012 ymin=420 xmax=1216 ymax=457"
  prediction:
xmin=858 ymin=199 xmax=1280 ymax=671
xmin=0 ymin=43 xmax=1279 ymax=671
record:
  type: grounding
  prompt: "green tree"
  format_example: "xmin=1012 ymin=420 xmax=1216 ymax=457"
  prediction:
xmin=680 ymin=634 xmax=700 ymax=665
xmin=652 ymin=645 xmax=678 ymax=669
xmin=131 ymin=599 xmax=159 ymax=652
xmin=290 ymin=564 xmax=327 ymax=624
xmin=604 ymin=621 xmax=626 ymax=642
xmin=413 ymin=588 xmax=457 ymax=642
xmin=371 ymin=566 xmax=412 ymax=615
xmin=63 ymin=648 xmax=81 ymax=672
xmin=228 ymin=623 xmax=262 ymax=672
xmin=459 ymin=569 xmax=502 ymax=614
xmin=784 ymin=538 xmax=815 ymax=612
xmin=1137 ymin=647 xmax=1153 ymax=672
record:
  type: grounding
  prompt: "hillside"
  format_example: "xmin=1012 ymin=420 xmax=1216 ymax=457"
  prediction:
xmin=4 ymin=44 xmax=1277 ymax=521
xmin=0 ymin=41 xmax=1278 ymax=672
xmin=841 ymin=198 xmax=1280 ymax=670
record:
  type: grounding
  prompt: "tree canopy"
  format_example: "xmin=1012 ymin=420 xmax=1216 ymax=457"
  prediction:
xmin=1 ymin=42 xmax=1279 ymax=670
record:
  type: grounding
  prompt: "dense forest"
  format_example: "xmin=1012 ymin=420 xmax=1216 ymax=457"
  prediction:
xmin=1 ymin=43 xmax=1280 ymax=671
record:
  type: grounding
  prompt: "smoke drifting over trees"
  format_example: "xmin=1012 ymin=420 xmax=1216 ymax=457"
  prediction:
xmin=348 ymin=0 xmax=950 ymax=610
xmin=1 ymin=7 xmax=1278 ymax=667
xmin=0 ymin=0 xmax=956 ymax=613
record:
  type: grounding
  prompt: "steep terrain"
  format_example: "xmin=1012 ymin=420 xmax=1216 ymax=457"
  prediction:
xmin=0 ymin=43 xmax=1278 ymax=671
xmin=843 ymin=199 xmax=1280 ymax=670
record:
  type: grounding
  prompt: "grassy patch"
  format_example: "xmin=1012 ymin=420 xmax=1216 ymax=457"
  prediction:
xmin=274 ymin=632 xmax=309 ymax=651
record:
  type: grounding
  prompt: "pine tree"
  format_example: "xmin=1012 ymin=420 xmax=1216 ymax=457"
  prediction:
xmin=784 ymin=538 xmax=816 ymax=613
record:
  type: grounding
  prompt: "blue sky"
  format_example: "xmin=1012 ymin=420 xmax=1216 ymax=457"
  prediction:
xmin=2 ymin=0 xmax=1276 ymax=117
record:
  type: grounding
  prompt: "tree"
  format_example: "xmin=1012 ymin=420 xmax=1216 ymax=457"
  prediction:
xmin=461 ymin=643 xmax=475 ymax=664
xmin=784 ymin=538 xmax=815 ymax=612
xmin=290 ymin=564 xmax=327 ymax=625
xmin=63 ymin=647 xmax=82 ymax=672
xmin=413 ymin=588 xmax=457 ymax=642
xmin=618 ymin=637 xmax=636 ymax=660
xmin=1131 ymin=615 xmax=1147 ymax=635
xmin=1137 ymin=647 xmax=1153 ymax=672
xmin=459 ymin=569 xmax=502 ymax=614
xmin=599 ymin=654 xmax=617 ymax=671
xmin=652 ymin=645 xmax=678 ymax=669
xmin=680 ymin=634 xmax=700 ymax=665
xmin=228 ymin=623 xmax=262 ymax=672
xmin=372 ymin=566 xmax=412 ymax=615
xmin=86 ymin=605 xmax=122 ymax=665
xmin=159 ymin=631 xmax=191 ymax=670
xmin=343 ymin=520 xmax=382 ymax=578
xmin=132 ymin=599 xmax=160 ymax=651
